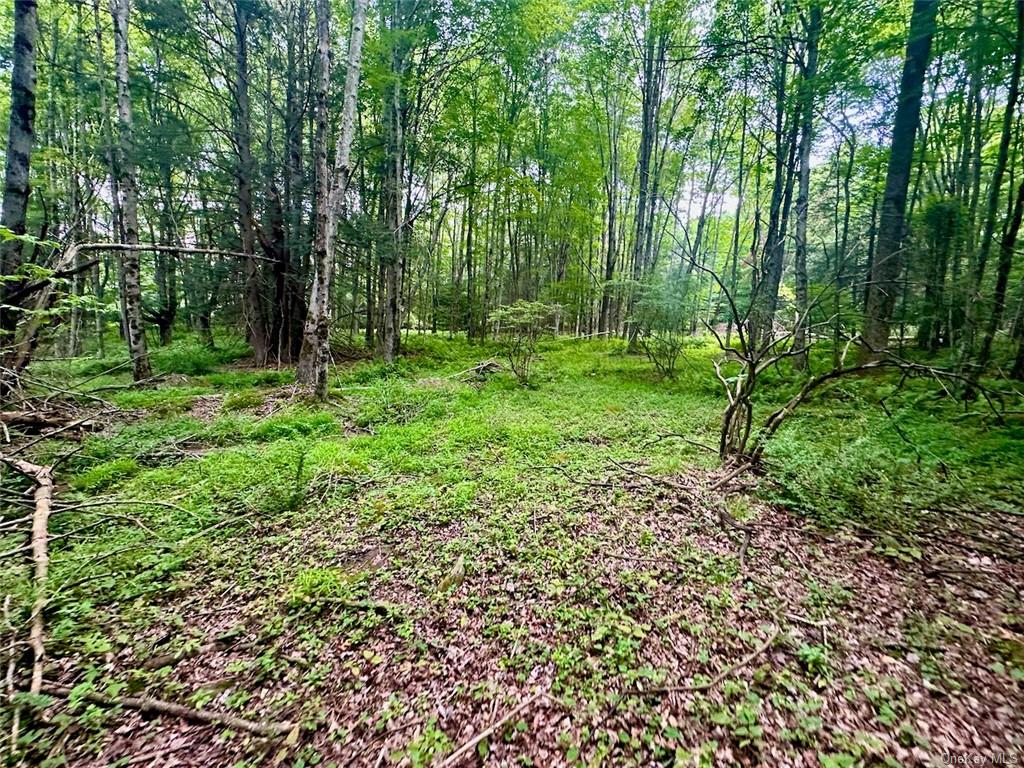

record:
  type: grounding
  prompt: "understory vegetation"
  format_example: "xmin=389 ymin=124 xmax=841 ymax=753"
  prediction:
xmin=2 ymin=0 xmax=1024 ymax=763
xmin=2 ymin=336 xmax=1022 ymax=766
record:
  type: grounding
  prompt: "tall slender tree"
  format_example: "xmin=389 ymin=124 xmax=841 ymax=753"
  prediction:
xmin=861 ymin=0 xmax=939 ymax=362
xmin=297 ymin=0 xmax=367 ymax=397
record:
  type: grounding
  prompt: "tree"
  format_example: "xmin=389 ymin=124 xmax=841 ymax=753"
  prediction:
xmin=0 ymin=0 xmax=39 ymax=370
xmin=296 ymin=0 xmax=368 ymax=398
xmin=110 ymin=0 xmax=152 ymax=381
xmin=860 ymin=0 xmax=939 ymax=362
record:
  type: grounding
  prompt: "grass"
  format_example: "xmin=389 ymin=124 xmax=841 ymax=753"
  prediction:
xmin=2 ymin=332 xmax=1022 ymax=765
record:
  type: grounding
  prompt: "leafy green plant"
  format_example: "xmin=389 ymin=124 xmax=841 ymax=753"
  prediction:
xmin=489 ymin=301 xmax=555 ymax=386
xmin=401 ymin=718 xmax=451 ymax=767
xmin=796 ymin=643 xmax=831 ymax=685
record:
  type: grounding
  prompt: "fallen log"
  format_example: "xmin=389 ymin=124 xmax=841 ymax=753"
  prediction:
xmin=449 ymin=360 xmax=503 ymax=382
xmin=0 ymin=411 xmax=69 ymax=429
xmin=0 ymin=411 xmax=98 ymax=439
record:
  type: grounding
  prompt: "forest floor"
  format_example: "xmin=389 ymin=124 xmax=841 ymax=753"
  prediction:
xmin=2 ymin=335 xmax=1023 ymax=767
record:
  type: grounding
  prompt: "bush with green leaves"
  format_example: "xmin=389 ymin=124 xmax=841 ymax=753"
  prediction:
xmin=488 ymin=301 xmax=555 ymax=385
xmin=633 ymin=274 xmax=703 ymax=378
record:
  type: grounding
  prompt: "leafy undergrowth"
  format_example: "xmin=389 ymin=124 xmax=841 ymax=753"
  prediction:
xmin=2 ymin=335 xmax=1022 ymax=767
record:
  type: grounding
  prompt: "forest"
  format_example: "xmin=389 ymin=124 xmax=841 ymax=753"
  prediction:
xmin=0 ymin=0 xmax=1023 ymax=764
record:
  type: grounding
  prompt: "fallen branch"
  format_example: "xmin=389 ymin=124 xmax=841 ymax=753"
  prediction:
xmin=636 ymin=624 xmax=780 ymax=695
xmin=531 ymin=464 xmax=615 ymax=489
xmin=0 ymin=456 xmax=53 ymax=694
xmin=7 ymin=414 xmax=105 ymax=457
xmin=0 ymin=411 xmax=84 ymax=430
xmin=449 ymin=359 xmax=503 ymax=382
xmin=643 ymin=433 xmax=717 ymax=454
xmin=707 ymin=462 xmax=755 ymax=493
xmin=142 ymin=631 xmax=248 ymax=671
xmin=37 ymin=682 xmax=296 ymax=737
xmin=437 ymin=690 xmax=547 ymax=768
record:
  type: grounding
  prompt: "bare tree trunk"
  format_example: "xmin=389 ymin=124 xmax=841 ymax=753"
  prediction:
xmin=297 ymin=0 xmax=367 ymax=397
xmin=0 ymin=0 xmax=39 ymax=378
xmin=751 ymin=19 xmax=799 ymax=351
xmin=962 ymin=0 xmax=1023 ymax=372
xmin=110 ymin=0 xmax=152 ymax=381
xmin=378 ymin=0 xmax=410 ymax=363
xmin=975 ymin=178 xmax=1024 ymax=373
xmin=860 ymin=0 xmax=939 ymax=362
xmin=792 ymin=5 xmax=821 ymax=371
xmin=232 ymin=0 xmax=269 ymax=365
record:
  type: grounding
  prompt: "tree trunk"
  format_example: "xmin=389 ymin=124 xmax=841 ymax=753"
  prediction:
xmin=860 ymin=0 xmax=939 ymax=362
xmin=975 ymin=178 xmax=1024 ymax=373
xmin=792 ymin=5 xmax=820 ymax=370
xmin=962 ymin=0 xmax=1023 ymax=371
xmin=232 ymin=0 xmax=269 ymax=365
xmin=378 ymin=0 xmax=410 ymax=363
xmin=0 ymin=0 xmax=39 ymax=374
xmin=296 ymin=0 xmax=367 ymax=397
xmin=110 ymin=0 xmax=152 ymax=381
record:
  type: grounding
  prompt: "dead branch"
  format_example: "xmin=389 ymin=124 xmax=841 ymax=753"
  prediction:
xmin=4 ymin=595 xmax=20 ymax=751
xmin=530 ymin=464 xmax=615 ymax=488
xmin=0 ymin=456 xmax=53 ymax=695
xmin=636 ymin=624 xmax=780 ymax=694
xmin=37 ymin=682 xmax=296 ymax=737
xmin=142 ymin=632 xmax=249 ymax=671
xmin=87 ymin=373 xmax=169 ymax=392
xmin=0 ymin=411 xmax=84 ymax=430
xmin=643 ymin=433 xmax=717 ymax=453
xmin=437 ymin=691 xmax=547 ymax=768
xmin=6 ymin=413 xmax=107 ymax=457
xmin=448 ymin=360 xmax=503 ymax=382
xmin=707 ymin=462 xmax=755 ymax=493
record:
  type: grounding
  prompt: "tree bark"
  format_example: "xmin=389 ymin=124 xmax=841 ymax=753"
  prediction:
xmin=110 ymin=0 xmax=152 ymax=381
xmin=296 ymin=0 xmax=367 ymax=397
xmin=792 ymin=5 xmax=820 ymax=370
xmin=962 ymin=0 xmax=1024 ymax=371
xmin=860 ymin=0 xmax=939 ymax=362
xmin=0 ymin=0 xmax=39 ymax=367
xmin=232 ymin=0 xmax=269 ymax=365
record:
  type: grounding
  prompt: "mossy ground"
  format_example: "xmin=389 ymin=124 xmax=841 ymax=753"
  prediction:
xmin=2 ymin=335 xmax=1022 ymax=766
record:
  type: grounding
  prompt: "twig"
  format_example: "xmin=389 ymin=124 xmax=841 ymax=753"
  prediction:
xmin=643 ymin=433 xmax=717 ymax=453
xmin=530 ymin=464 xmax=615 ymax=489
xmin=636 ymin=625 xmax=780 ymax=694
xmin=707 ymin=462 xmax=754 ymax=493
xmin=55 ymin=498 xmax=200 ymax=519
xmin=37 ymin=682 xmax=296 ymax=737
xmin=6 ymin=415 xmax=103 ymax=457
xmin=4 ymin=595 xmax=20 ymax=752
xmin=437 ymin=691 xmax=547 ymax=768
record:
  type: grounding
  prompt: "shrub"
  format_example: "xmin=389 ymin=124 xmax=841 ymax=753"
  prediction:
xmin=488 ymin=301 xmax=554 ymax=386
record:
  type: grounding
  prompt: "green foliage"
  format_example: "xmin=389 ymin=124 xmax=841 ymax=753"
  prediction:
xmin=633 ymin=276 xmax=709 ymax=379
xmin=223 ymin=390 xmax=265 ymax=411
xmin=796 ymin=644 xmax=831 ymax=685
xmin=69 ymin=457 xmax=140 ymax=492
xmin=401 ymin=718 xmax=452 ymax=766
xmin=5 ymin=337 xmax=1023 ymax=766
xmin=489 ymin=301 xmax=556 ymax=386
